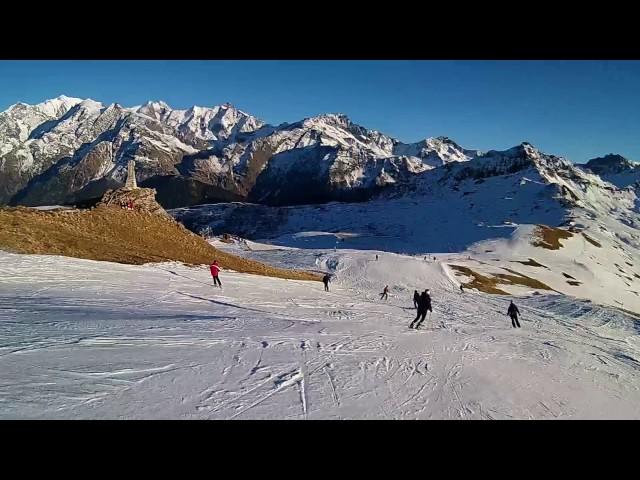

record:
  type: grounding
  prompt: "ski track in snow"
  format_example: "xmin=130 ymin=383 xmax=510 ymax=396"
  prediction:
xmin=1 ymin=248 xmax=640 ymax=419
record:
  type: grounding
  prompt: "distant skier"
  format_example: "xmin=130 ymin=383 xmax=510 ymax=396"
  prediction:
xmin=460 ymin=284 xmax=464 ymax=293
xmin=424 ymin=256 xmax=427 ymax=262
xmin=410 ymin=289 xmax=432 ymax=329
xmin=380 ymin=285 xmax=389 ymax=301
xmin=376 ymin=254 xmax=378 ymax=261
xmin=210 ymin=260 xmax=222 ymax=288
xmin=413 ymin=290 xmax=420 ymax=308
xmin=322 ymin=274 xmax=331 ymax=292
xmin=507 ymin=300 xmax=521 ymax=328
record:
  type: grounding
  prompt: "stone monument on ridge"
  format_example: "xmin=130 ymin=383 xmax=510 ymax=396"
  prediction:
xmin=97 ymin=159 xmax=169 ymax=217
xmin=124 ymin=160 xmax=138 ymax=190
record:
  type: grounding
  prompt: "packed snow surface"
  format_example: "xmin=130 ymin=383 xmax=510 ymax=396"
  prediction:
xmin=2 ymin=245 xmax=639 ymax=419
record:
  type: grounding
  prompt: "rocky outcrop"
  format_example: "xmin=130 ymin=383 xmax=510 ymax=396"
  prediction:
xmin=97 ymin=187 xmax=169 ymax=217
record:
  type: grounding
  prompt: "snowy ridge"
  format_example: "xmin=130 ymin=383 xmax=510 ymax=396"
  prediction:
xmin=1 ymin=96 xmax=477 ymax=207
xmin=579 ymin=154 xmax=640 ymax=189
xmin=393 ymin=136 xmax=481 ymax=168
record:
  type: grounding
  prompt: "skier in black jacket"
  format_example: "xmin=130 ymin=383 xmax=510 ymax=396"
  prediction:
xmin=380 ymin=285 xmax=389 ymax=301
xmin=507 ymin=301 xmax=521 ymax=328
xmin=410 ymin=290 xmax=432 ymax=329
xmin=413 ymin=290 xmax=420 ymax=309
xmin=322 ymin=274 xmax=331 ymax=292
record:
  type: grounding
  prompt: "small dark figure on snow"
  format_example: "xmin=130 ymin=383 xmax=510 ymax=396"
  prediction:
xmin=375 ymin=254 xmax=378 ymax=261
xmin=413 ymin=290 xmax=420 ymax=308
xmin=322 ymin=274 xmax=331 ymax=292
xmin=210 ymin=260 xmax=222 ymax=288
xmin=380 ymin=285 xmax=389 ymax=301
xmin=410 ymin=289 xmax=432 ymax=329
xmin=460 ymin=284 xmax=464 ymax=293
xmin=507 ymin=300 xmax=521 ymax=328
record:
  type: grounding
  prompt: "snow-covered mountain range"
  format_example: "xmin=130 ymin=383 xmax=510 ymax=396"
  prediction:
xmin=2 ymin=95 xmax=637 ymax=210
xmin=1 ymin=96 xmax=484 ymax=208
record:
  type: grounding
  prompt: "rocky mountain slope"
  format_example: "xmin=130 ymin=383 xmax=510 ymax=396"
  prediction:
xmin=0 ymin=96 xmax=479 ymax=208
xmin=579 ymin=154 xmax=640 ymax=189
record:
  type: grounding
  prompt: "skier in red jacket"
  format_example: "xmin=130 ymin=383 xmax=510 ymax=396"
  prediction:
xmin=210 ymin=260 xmax=222 ymax=288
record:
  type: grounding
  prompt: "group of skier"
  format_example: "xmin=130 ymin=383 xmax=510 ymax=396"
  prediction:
xmin=212 ymin=260 xmax=522 ymax=330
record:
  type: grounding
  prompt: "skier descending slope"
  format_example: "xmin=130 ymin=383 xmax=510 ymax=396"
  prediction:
xmin=322 ymin=274 xmax=331 ymax=292
xmin=410 ymin=289 xmax=432 ymax=329
xmin=413 ymin=290 xmax=420 ymax=308
xmin=380 ymin=285 xmax=389 ymax=301
xmin=507 ymin=301 xmax=521 ymax=328
xmin=210 ymin=260 xmax=222 ymax=288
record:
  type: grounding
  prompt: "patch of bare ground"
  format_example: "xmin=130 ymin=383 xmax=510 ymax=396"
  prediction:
xmin=450 ymin=265 xmax=553 ymax=294
xmin=582 ymin=233 xmax=602 ymax=248
xmin=531 ymin=225 xmax=573 ymax=250
xmin=513 ymin=258 xmax=548 ymax=268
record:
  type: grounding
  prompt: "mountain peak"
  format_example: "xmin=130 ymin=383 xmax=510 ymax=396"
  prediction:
xmin=145 ymin=100 xmax=171 ymax=109
xmin=306 ymin=113 xmax=350 ymax=125
xmin=584 ymin=153 xmax=637 ymax=175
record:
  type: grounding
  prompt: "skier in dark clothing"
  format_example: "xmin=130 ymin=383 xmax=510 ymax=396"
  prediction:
xmin=410 ymin=289 xmax=432 ymax=329
xmin=507 ymin=301 xmax=521 ymax=328
xmin=413 ymin=290 xmax=420 ymax=308
xmin=375 ymin=254 xmax=378 ymax=261
xmin=460 ymin=284 xmax=464 ymax=293
xmin=380 ymin=285 xmax=389 ymax=301
xmin=322 ymin=274 xmax=331 ymax=292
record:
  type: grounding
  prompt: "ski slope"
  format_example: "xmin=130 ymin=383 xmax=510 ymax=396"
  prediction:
xmin=2 ymin=247 xmax=640 ymax=419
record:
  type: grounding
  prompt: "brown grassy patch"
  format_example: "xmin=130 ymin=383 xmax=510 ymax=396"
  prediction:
xmin=531 ymin=225 xmax=573 ymax=250
xmin=567 ymin=280 xmax=582 ymax=286
xmin=562 ymin=272 xmax=576 ymax=279
xmin=449 ymin=265 xmax=510 ymax=295
xmin=450 ymin=264 xmax=554 ymax=294
xmin=513 ymin=258 xmax=548 ymax=268
xmin=0 ymin=206 xmax=321 ymax=282
xmin=582 ymin=233 xmax=602 ymax=248
xmin=498 ymin=268 xmax=554 ymax=290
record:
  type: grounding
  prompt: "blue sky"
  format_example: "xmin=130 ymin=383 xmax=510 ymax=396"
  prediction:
xmin=1 ymin=60 xmax=639 ymax=162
